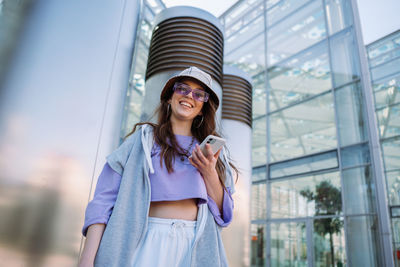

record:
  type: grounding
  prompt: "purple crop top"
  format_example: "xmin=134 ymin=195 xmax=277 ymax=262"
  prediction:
xmin=150 ymin=134 xmax=208 ymax=205
xmin=82 ymin=135 xmax=234 ymax=236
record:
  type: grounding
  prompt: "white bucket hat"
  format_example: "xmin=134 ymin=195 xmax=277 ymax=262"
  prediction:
xmin=160 ymin=66 xmax=219 ymax=108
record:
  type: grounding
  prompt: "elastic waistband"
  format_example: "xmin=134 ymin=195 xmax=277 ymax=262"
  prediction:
xmin=148 ymin=216 xmax=197 ymax=227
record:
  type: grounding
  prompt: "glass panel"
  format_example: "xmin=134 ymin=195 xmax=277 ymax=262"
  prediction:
xmin=387 ymin=170 xmax=400 ymax=205
xmin=370 ymin=56 xmax=400 ymax=82
xmin=392 ymin=207 xmax=400 ymax=218
xmin=346 ymin=216 xmax=379 ymax=267
xmin=253 ymin=166 xmax=266 ymax=182
xmin=372 ymin=75 xmax=400 ymax=109
xmin=396 ymin=36 xmax=400 ymax=46
xmin=146 ymin=0 xmax=164 ymax=14
xmin=121 ymin=20 xmax=152 ymax=135
xmin=335 ymin=82 xmax=368 ymax=146
xmin=225 ymin=13 xmax=264 ymax=55
xmin=330 ymin=28 xmax=360 ymax=88
xmin=266 ymin=0 xmax=281 ymax=9
xmin=143 ymin=5 xmax=155 ymax=22
xmin=270 ymin=92 xmax=337 ymax=162
xmin=382 ymin=138 xmax=400 ymax=172
xmin=393 ymin=216 xmax=400 ymax=244
xmin=340 ymin=143 xmax=370 ymax=168
xmin=369 ymin=47 xmax=400 ymax=68
xmin=270 ymin=150 xmax=338 ymax=179
xmin=392 ymin=218 xmax=400 ymax=267
xmin=376 ymin=103 xmax=400 ymax=139
xmin=270 ymin=222 xmax=308 ymax=267
xmin=223 ymin=0 xmax=264 ymax=30
xmin=367 ymin=31 xmax=400 ymax=62
xmin=268 ymin=41 xmax=332 ymax=111
xmin=367 ymin=29 xmax=400 ymax=103
xmin=342 ymin=166 xmax=376 ymax=214
xmin=267 ymin=0 xmax=313 ymax=27
xmin=253 ymin=117 xmax=267 ymax=166
xmin=267 ymin=0 xmax=326 ymax=65
xmin=253 ymin=72 xmax=267 ymax=118
xmin=324 ymin=0 xmax=353 ymax=35
xmin=252 ymin=183 xmax=267 ymax=220
xmin=271 ymin=171 xmax=341 ymax=218
xmin=225 ymin=32 xmax=265 ymax=77
xmin=141 ymin=18 xmax=154 ymax=42
xmin=313 ymin=218 xmax=346 ymax=267
xmin=251 ymin=224 xmax=266 ymax=267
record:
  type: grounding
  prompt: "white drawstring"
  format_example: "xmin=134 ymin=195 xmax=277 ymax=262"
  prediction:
xmin=169 ymin=221 xmax=186 ymax=237
xmin=141 ymin=125 xmax=155 ymax=174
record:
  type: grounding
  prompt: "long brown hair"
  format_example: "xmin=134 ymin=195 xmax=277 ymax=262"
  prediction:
xmin=125 ymin=77 xmax=239 ymax=189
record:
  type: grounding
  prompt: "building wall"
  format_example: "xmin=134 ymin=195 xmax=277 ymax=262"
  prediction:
xmin=0 ymin=0 xmax=141 ymax=265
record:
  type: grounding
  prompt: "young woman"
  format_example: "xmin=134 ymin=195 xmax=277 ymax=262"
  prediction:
xmin=79 ymin=66 xmax=238 ymax=267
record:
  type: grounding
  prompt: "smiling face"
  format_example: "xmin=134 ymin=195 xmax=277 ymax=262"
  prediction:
xmin=168 ymin=79 xmax=205 ymax=124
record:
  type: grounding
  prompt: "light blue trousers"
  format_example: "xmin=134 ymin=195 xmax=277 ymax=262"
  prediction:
xmin=131 ymin=216 xmax=197 ymax=267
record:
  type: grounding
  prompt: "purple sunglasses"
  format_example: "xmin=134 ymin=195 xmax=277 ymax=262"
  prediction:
xmin=172 ymin=82 xmax=209 ymax=102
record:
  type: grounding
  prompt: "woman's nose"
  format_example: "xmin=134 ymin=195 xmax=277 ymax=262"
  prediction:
xmin=185 ymin=90 xmax=194 ymax=99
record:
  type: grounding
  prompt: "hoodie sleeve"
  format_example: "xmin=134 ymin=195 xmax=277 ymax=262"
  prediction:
xmin=207 ymin=186 xmax=234 ymax=227
xmin=82 ymin=163 xmax=122 ymax=236
xmin=106 ymin=130 xmax=140 ymax=176
xmin=220 ymin=146 xmax=236 ymax=194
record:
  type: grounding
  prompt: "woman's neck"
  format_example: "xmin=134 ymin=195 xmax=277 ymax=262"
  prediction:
xmin=170 ymin=117 xmax=193 ymax=136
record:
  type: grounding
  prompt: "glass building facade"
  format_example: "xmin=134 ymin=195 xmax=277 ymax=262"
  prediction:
xmin=217 ymin=0 xmax=391 ymax=266
xmin=367 ymin=30 xmax=400 ymax=267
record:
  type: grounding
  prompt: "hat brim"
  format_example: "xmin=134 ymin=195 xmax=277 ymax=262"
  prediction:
xmin=160 ymin=75 xmax=219 ymax=108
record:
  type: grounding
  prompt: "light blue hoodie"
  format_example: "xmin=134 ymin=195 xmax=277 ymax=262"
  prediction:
xmin=94 ymin=124 xmax=236 ymax=266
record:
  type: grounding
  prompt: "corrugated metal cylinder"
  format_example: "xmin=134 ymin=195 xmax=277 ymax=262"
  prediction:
xmin=222 ymin=67 xmax=253 ymax=127
xmin=141 ymin=6 xmax=224 ymax=121
xmin=221 ymin=65 xmax=253 ymax=267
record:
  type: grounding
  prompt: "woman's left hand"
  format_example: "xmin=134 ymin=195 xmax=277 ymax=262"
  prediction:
xmin=189 ymin=144 xmax=221 ymax=179
xmin=189 ymin=143 xmax=224 ymax=212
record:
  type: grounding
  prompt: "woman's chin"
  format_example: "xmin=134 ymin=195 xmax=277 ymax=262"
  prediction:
xmin=172 ymin=112 xmax=196 ymax=122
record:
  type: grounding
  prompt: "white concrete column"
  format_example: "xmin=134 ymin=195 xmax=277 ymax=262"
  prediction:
xmin=221 ymin=65 xmax=253 ymax=267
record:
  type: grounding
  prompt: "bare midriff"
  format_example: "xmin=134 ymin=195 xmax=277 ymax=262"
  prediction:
xmin=148 ymin=198 xmax=198 ymax=221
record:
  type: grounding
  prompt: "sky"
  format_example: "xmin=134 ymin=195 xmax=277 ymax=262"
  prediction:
xmin=162 ymin=0 xmax=237 ymax=17
xmin=162 ymin=0 xmax=400 ymax=45
xmin=355 ymin=0 xmax=400 ymax=44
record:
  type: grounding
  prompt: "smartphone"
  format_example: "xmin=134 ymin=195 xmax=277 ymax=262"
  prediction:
xmin=190 ymin=135 xmax=226 ymax=157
